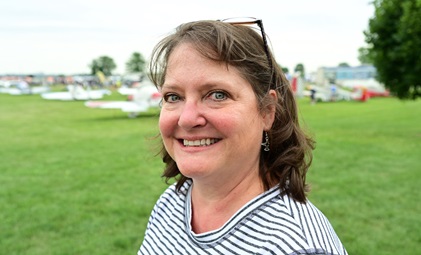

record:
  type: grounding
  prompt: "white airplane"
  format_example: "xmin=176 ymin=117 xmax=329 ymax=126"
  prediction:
xmin=117 ymin=86 xmax=138 ymax=96
xmin=41 ymin=84 xmax=111 ymax=101
xmin=84 ymin=84 xmax=162 ymax=118
xmin=117 ymin=79 xmax=155 ymax=96
xmin=303 ymin=85 xmax=352 ymax=102
xmin=0 ymin=80 xmax=50 ymax=95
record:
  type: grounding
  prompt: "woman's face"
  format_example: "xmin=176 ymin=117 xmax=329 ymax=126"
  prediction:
xmin=159 ymin=43 xmax=274 ymax=184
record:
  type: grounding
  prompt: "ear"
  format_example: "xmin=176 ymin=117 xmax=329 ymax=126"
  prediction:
xmin=262 ymin=89 xmax=277 ymax=130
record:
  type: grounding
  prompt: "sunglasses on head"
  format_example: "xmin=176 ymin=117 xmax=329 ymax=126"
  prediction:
xmin=219 ymin=17 xmax=272 ymax=70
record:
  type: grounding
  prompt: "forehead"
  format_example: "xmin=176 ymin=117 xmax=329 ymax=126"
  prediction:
xmin=167 ymin=43 xmax=214 ymax=68
xmin=165 ymin=43 xmax=234 ymax=81
xmin=163 ymin=43 xmax=260 ymax=98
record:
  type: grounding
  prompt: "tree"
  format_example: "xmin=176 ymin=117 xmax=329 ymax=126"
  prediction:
xmin=294 ymin=63 xmax=305 ymax=77
xmin=89 ymin=56 xmax=116 ymax=76
xmin=358 ymin=47 xmax=373 ymax=64
xmin=126 ymin=52 xmax=146 ymax=74
xmin=281 ymin=67 xmax=289 ymax=74
xmin=338 ymin=62 xmax=350 ymax=67
xmin=363 ymin=0 xmax=421 ymax=99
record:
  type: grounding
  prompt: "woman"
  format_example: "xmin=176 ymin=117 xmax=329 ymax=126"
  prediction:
xmin=138 ymin=19 xmax=347 ymax=255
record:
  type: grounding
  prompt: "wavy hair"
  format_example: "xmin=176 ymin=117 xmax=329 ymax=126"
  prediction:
xmin=149 ymin=20 xmax=315 ymax=203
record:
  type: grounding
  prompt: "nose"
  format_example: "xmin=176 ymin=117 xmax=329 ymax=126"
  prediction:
xmin=178 ymin=100 xmax=206 ymax=130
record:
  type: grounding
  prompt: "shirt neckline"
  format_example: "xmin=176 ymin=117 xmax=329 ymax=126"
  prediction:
xmin=184 ymin=181 xmax=280 ymax=245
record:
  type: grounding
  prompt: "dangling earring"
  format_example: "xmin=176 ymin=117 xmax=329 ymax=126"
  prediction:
xmin=261 ymin=131 xmax=270 ymax=152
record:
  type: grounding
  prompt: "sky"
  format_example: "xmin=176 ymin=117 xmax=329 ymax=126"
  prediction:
xmin=0 ymin=0 xmax=374 ymax=75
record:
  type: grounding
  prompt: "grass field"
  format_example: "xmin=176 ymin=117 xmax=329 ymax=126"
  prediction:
xmin=0 ymin=91 xmax=420 ymax=254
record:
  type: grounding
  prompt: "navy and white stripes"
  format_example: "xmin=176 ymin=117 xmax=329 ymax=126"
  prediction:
xmin=138 ymin=181 xmax=347 ymax=255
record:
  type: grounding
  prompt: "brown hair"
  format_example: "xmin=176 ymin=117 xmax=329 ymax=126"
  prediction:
xmin=149 ymin=20 xmax=315 ymax=203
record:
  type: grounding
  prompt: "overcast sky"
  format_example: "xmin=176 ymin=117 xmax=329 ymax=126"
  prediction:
xmin=0 ymin=0 xmax=374 ymax=75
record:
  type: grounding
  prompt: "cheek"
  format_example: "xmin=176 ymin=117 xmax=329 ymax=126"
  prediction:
xmin=158 ymin=109 xmax=179 ymax=139
xmin=158 ymin=111 xmax=176 ymax=138
xmin=159 ymin=112 xmax=178 ymax=156
xmin=220 ymin=107 xmax=261 ymax=128
xmin=216 ymin=118 xmax=236 ymax=133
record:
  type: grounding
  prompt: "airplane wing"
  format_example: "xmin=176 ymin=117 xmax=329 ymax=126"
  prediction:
xmin=7 ymin=86 xmax=50 ymax=95
xmin=84 ymin=101 xmax=149 ymax=112
xmin=41 ymin=90 xmax=110 ymax=100
xmin=41 ymin=92 xmax=74 ymax=100
xmin=84 ymin=84 xmax=161 ymax=117
xmin=117 ymin=87 xmax=138 ymax=96
xmin=30 ymin=86 xmax=50 ymax=94
xmin=7 ymin=88 xmax=30 ymax=95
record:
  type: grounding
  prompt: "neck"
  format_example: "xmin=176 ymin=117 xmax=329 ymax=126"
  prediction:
xmin=190 ymin=168 xmax=263 ymax=234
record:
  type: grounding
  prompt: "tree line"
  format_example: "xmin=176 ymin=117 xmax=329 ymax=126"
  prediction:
xmin=89 ymin=52 xmax=146 ymax=76
xmin=90 ymin=52 xmax=309 ymax=79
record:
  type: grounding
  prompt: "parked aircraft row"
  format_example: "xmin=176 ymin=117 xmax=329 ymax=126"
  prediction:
xmin=0 ymin=79 xmax=162 ymax=118
xmin=40 ymin=84 xmax=112 ymax=100
xmin=84 ymin=84 xmax=161 ymax=118
xmin=1 ymin=77 xmax=390 ymax=117
xmin=0 ymin=80 xmax=49 ymax=95
xmin=303 ymin=84 xmax=390 ymax=102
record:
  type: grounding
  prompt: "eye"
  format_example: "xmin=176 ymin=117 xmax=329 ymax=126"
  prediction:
xmin=208 ymin=91 xmax=228 ymax=101
xmin=163 ymin=93 xmax=181 ymax=103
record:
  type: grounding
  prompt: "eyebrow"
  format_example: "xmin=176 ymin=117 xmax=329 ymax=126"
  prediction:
xmin=162 ymin=80 xmax=236 ymax=92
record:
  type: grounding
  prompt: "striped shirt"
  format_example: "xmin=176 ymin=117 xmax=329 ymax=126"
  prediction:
xmin=138 ymin=180 xmax=347 ymax=255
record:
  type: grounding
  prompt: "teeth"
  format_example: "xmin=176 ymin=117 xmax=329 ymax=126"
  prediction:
xmin=183 ymin=138 xmax=218 ymax=147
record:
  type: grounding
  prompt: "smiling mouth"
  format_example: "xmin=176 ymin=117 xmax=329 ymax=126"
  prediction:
xmin=182 ymin=138 xmax=220 ymax=147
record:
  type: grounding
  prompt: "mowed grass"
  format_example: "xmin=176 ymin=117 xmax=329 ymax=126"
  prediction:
xmin=0 ymin=91 xmax=420 ymax=254
xmin=300 ymin=98 xmax=421 ymax=254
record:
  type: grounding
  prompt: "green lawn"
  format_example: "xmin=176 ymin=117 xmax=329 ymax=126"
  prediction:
xmin=0 ymin=92 xmax=420 ymax=254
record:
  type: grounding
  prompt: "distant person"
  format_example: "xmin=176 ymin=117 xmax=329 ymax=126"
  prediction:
xmin=330 ymin=80 xmax=337 ymax=101
xmin=138 ymin=19 xmax=348 ymax=255
xmin=310 ymin=86 xmax=317 ymax=104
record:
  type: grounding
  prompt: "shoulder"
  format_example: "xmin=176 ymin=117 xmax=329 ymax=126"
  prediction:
xmin=272 ymin=194 xmax=348 ymax=255
xmin=143 ymin=181 xmax=190 ymax=236
xmin=279 ymin=194 xmax=324 ymax=220
xmin=280 ymin=194 xmax=334 ymax=234
xmin=139 ymin=182 xmax=192 ymax=254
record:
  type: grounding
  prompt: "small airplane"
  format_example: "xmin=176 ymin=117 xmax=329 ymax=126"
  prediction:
xmin=41 ymin=84 xmax=111 ymax=101
xmin=117 ymin=79 xmax=155 ymax=96
xmin=84 ymin=83 xmax=162 ymax=118
xmin=303 ymin=85 xmax=352 ymax=102
xmin=350 ymin=86 xmax=390 ymax=102
xmin=342 ymin=79 xmax=390 ymax=102
xmin=0 ymin=80 xmax=50 ymax=95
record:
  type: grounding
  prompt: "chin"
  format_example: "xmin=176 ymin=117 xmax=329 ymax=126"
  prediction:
xmin=177 ymin=165 xmax=211 ymax=179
